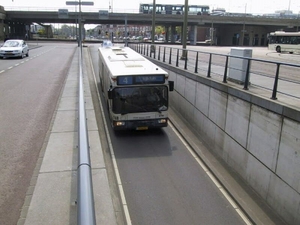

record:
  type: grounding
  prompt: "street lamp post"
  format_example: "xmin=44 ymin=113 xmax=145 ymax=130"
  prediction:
xmin=181 ymin=0 xmax=188 ymax=60
xmin=241 ymin=3 xmax=247 ymax=46
xmin=151 ymin=0 xmax=156 ymax=55
xmin=66 ymin=1 xmax=94 ymax=47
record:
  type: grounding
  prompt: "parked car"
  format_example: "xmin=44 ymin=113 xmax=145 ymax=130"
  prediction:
xmin=0 ymin=39 xmax=29 ymax=59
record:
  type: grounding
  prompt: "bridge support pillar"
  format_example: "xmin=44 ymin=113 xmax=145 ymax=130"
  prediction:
xmin=0 ymin=21 xmax=5 ymax=41
xmin=170 ymin=25 xmax=176 ymax=43
xmin=0 ymin=6 xmax=6 ymax=41
xmin=165 ymin=25 xmax=170 ymax=43
xmin=190 ymin=25 xmax=197 ymax=45
xmin=44 ymin=25 xmax=53 ymax=38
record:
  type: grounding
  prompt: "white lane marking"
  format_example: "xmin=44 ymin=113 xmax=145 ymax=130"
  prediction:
xmin=88 ymin=47 xmax=132 ymax=225
xmin=0 ymin=47 xmax=56 ymax=74
xmin=169 ymin=122 xmax=253 ymax=225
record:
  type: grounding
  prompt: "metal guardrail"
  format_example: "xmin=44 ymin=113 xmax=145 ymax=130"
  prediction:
xmin=130 ymin=43 xmax=300 ymax=101
xmin=77 ymin=47 xmax=96 ymax=225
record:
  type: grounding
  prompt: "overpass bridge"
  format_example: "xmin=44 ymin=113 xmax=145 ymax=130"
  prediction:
xmin=1 ymin=6 xmax=300 ymax=45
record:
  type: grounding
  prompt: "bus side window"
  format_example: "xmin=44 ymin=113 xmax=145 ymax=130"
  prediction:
xmin=291 ymin=37 xmax=297 ymax=44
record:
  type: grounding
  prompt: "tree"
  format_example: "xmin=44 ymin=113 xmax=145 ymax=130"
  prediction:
xmin=60 ymin=25 xmax=72 ymax=37
xmin=37 ymin=28 xmax=46 ymax=36
xmin=155 ymin=26 xmax=165 ymax=35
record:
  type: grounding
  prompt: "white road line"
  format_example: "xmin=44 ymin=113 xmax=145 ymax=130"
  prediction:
xmin=169 ymin=122 xmax=253 ymax=225
xmin=88 ymin=47 xmax=132 ymax=225
xmin=1 ymin=47 xmax=56 ymax=73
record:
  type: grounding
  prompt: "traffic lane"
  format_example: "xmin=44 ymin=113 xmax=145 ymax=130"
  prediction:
xmin=0 ymin=44 xmax=54 ymax=72
xmin=0 ymin=44 xmax=76 ymax=225
xmin=88 ymin=44 xmax=245 ymax=224
xmin=109 ymin=127 xmax=245 ymax=225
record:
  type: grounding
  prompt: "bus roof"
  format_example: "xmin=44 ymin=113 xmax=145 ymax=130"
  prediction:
xmin=98 ymin=46 xmax=168 ymax=77
xmin=269 ymin=31 xmax=300 ymax=36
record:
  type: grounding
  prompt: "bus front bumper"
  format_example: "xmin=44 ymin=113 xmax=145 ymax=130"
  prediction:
xmin=112 ymin=118 xmax=168 ymax=130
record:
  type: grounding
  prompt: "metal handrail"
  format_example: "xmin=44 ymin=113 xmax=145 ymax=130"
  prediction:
xmin=130 ymin=43 xmax=300 ymax=101
xmin=77 ymin=47 xmax=96 ymax=225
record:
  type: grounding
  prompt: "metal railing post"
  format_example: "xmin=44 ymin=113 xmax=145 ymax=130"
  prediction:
xmin=194 ymin=52 xmax=198 ymax=73
xmin=223 ymin=55 xmax=228 ymax=83
xmin=158 ymin=46 xmax=161 ymax=61
xmin=243 ymin=59 xmax=251 ymax=90
xmin=271 ymin=63 xmax=280 ymax=100
xmin=176 ymin=49 xmax=179 ymax=67
xmin=207 ymin=53 xmax=212 ymax=78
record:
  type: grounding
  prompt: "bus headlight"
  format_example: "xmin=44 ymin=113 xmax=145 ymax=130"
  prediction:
xmin=114 ymin=121 xmax=125 ymax=126
xmin=158 ymin=119 xmax=167 ymax=124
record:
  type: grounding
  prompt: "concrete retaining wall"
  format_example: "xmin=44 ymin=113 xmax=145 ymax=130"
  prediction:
xmin=155 ymin=61 xmax=300 ymax=225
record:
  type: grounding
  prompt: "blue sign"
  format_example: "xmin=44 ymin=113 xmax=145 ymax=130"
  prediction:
xmin=117 ymin=76 xmax=133 ymax=85
xmin=117 ymin=75 xmax=165 ymax=85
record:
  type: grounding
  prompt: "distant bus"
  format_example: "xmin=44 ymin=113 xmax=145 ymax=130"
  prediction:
xmin=268 ymin=31 xmax=300 ymax=54
xmin=139 ymin=3 xmax=210 ymax=15
xmin=98 ymin=46 xmax=174 ymax=130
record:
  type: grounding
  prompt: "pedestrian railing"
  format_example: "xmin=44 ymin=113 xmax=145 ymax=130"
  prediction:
xmin=77 ymin=47 xmax=96 ymax=225
xmin=130 ymin=43 xmax=300 ymax=101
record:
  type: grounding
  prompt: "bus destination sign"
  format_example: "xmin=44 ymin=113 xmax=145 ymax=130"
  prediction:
xmin=117 ymin=75 xmax=165 ymax=85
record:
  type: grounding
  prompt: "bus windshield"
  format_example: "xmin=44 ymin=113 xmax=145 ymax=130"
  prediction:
xmin=112 ymin=86 xmax=168 ymax=114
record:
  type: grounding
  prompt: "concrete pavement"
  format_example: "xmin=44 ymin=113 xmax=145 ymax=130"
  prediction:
xmin=17 ymin=47 xmax=117 ymax=225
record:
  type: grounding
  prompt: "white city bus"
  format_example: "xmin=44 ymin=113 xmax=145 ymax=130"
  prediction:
xmin=268 ymin=31 xmax=300 ymax=53
xmin=98 ymin=45 xmax=174 ymax=130
xmin=139 ymin=3 xmax=210 ymax=15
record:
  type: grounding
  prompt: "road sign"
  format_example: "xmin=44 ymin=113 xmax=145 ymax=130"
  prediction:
xmin=58 ymin=9 xmax=69 ymax=18
xmin=99 ymin=10 xmax=109 ymax=19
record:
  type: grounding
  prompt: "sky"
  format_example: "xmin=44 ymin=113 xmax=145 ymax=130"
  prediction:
xmin=1 ymin=0 xmax=300 ymax=15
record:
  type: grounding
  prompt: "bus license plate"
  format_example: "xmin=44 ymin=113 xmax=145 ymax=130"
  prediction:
xmin=136 ymin=126 xmax=148 ymax=131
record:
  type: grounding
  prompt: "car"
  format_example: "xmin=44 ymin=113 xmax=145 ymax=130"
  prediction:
xmin=101 ymin=40 xmax=113 ymax=48
xmin=0 ymin=39 xmax=29 ymax=59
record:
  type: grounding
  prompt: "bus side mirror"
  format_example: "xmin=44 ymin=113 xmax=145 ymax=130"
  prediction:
xmin=169 ymin=81 xmax=174 ymax=92
xmin=108 ymin=89 xmax=113 ymax=99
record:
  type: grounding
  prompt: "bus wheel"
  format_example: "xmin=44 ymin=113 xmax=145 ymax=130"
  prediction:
xmin=289 ymin=52 xmax=293 ymax=54
xmin=276 ymin=46 xmax=281 ymax=53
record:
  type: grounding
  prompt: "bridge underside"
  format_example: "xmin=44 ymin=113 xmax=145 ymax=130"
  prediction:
xmin=1 ymin=9 xmax=299 ymax=45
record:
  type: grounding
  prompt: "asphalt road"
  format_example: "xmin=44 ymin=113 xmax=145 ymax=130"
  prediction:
xmin=88 ymin=44 xmax=247 ymax=225
xmin=0 ymin=42 xmax=76 ymax=225
xmin=1 ymin=42 xmax=294 ymax=225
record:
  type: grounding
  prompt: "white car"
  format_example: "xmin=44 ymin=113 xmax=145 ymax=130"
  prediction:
xmin=0 ymin=39 xmax=29 ymax=59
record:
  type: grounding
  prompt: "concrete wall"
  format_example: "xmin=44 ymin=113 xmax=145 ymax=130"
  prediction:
xmin=154 ymin=61 xmax=300 ymax=225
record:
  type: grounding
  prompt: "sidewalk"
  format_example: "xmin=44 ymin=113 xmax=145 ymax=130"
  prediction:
xmin=18 ymin=47 xmax=117 ymax=225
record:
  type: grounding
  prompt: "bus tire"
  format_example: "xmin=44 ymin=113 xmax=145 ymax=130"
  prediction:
xmin=289 ymin=52 xmax=293 ymax=54
xmin=276 ymin=46 xmax=281 ymax=53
